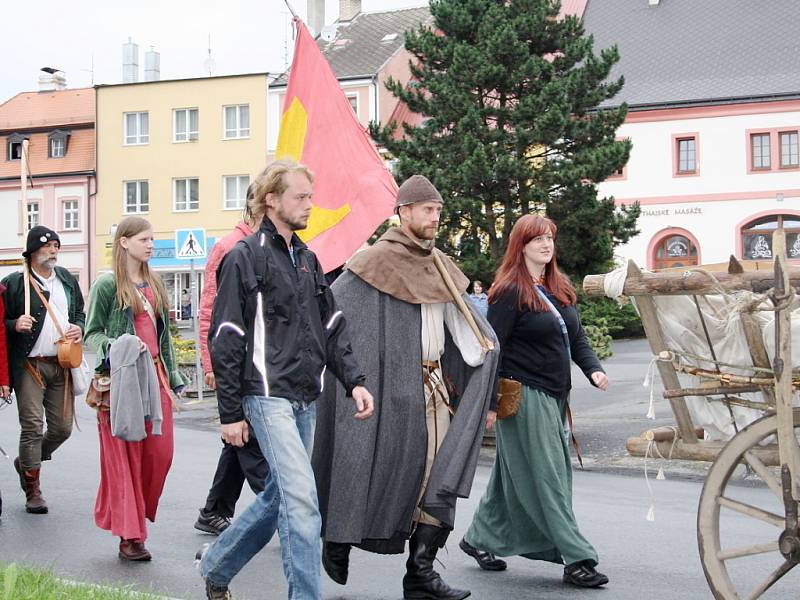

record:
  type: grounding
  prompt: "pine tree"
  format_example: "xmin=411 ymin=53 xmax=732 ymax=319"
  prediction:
xmin=370 ymin=0 xmax=639 ymax=283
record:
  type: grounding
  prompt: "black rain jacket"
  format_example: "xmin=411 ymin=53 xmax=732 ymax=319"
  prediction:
xmin=210 ymin=217 xmax=365 ymax=424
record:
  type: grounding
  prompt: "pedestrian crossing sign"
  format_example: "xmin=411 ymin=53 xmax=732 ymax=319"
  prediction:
xmin=175 ymin=228 xmax=207 ymax=259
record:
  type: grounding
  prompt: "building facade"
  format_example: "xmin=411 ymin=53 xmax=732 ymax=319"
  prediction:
xmin=94 ymin=73 xmax=269 ymax=315
xmin=0 ymin=84 xmax=95 ymax=288
xmin=585 ymin=0 xmax=800 ymax=270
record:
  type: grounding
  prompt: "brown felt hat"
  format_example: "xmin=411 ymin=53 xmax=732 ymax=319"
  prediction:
xmin=395 ymin=175 xmax=443 ymax=210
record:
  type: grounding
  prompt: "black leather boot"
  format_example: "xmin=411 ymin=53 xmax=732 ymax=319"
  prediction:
xmin=402 ymin=524 xmax=470 ymax=600
xmin=322 ymin=541 xmax=351 ymax=585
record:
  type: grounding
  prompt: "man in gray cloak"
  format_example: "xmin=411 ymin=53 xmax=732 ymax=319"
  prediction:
xmin=312 ymin=175 xmax=500 ymax=600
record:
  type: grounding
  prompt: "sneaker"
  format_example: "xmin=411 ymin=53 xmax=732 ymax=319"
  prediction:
xmin=563 ymin=561 xmax=609 ymax=588
xmin=195 ymin=510 xmax=231 ymax=535
xmin=205 ymin=579 xmax=232 ymax=600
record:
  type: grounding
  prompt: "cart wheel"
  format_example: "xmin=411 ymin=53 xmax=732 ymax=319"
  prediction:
xmin=698 ymin=409 xmax=800 ymax=599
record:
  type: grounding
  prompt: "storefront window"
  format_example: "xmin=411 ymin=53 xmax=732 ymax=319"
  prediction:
xmin=653 ymin=233 xmax=698 ymax=270
xmin=741 ymin=215 xmax=800 ymax=260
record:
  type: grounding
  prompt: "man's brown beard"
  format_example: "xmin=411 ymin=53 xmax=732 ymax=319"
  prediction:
xmin=409 ymin=221 xmax=436 ymax=241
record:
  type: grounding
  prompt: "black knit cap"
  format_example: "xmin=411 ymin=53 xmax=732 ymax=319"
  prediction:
xmin=23 ymin=226 xmax=61 ymax=258
xmin=395 ymin=175 xmax=443 ymax=210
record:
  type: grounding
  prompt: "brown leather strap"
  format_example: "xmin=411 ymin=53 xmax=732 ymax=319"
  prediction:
xmin=566 ymin=404 xmax=583 ymax=468
xmin=28 ymin=275 xmax=67 ymax=340
xmin=23 ymin=360 xmax=46 ymax=390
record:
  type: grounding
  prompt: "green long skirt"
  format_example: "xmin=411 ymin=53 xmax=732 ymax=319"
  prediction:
xmin=464 ymin=386 xmax=598 ymax=566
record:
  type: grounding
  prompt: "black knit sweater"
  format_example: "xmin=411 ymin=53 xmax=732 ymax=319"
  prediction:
xmin=488 ymin=288 xmax=604 ymax=402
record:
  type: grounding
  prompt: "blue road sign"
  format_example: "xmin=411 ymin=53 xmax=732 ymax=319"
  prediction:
xmin=175 ymin=228 xmax=207 ymax=260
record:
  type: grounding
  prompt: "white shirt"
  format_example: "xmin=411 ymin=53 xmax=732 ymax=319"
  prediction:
xmin=421 ymin=302 xmax=485 ymax=367
xmin=28 ymin=270 xmax=71 ymax=357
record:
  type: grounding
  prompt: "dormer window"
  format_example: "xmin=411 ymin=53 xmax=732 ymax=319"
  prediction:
xmin=7 ymin=133 xmax=28 ymax=161
xmin=48 ymin=129 xmax=70 ymax=158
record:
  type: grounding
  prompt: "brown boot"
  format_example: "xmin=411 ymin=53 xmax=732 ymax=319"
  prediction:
xmin=14 ymin=458 xmax=48 ymax=514
xmin=119 ymin=539 xmax=152 ymax=561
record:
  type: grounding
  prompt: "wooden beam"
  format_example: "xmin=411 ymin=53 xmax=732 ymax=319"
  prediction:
xmin=626 ymin=437 xmax=780 ymax=465
xmin=627 ymin=260 xmax=699 ymax=443
xmin=583 ymin=261 xmax=800 ymax=297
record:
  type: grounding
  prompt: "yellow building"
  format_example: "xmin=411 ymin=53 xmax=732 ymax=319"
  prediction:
xmin=95 ymin=73 xmax=268 ymax=316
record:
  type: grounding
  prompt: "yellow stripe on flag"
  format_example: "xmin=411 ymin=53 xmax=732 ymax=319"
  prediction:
xmin=276 ymin=96 xmax=351 ymax=243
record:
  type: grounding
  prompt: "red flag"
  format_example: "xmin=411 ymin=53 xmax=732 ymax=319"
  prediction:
xmin=276 ymin=18 xmax=398 ymax=272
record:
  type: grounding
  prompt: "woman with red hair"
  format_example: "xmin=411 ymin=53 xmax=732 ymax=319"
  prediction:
xmin=459 ymin=214 xmax=610 ymax=588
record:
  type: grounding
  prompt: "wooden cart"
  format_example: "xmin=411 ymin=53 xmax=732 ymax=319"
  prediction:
xmin=583 ymin=229 xmax=800 ymax=600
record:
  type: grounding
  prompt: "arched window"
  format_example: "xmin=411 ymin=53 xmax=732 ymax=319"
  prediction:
xmin=653 ymin=233 xmax=699 ymax=270
xmin=741 ymin=214 xmax=800 ymax=260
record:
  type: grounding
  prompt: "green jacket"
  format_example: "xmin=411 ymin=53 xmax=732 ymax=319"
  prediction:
xmin=84 ymin=273 xmax=185 ymax=389
xmin=2 ymin=266 xmax=85 ymax=390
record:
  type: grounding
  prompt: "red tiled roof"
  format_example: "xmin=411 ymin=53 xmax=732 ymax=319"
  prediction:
xmin=0 ymin=88 xmax=95 ymax=130
xmin=0 ymin=128 xmax=95 ymax=178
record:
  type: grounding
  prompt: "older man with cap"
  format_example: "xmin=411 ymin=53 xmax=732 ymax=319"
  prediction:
xmin=313 ymin=175 xmax=500 ymax=599
xmin=2 ymin=226 xmax=85 ymax=514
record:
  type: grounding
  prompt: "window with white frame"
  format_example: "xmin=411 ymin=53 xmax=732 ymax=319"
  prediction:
xmin=174 ymin=178 xmax=199 ymax=211
xmin=780 ymin=131 xmax=799 ymax=168
xmin=346 ymin=94 xmax=359 ymax=116
xmin=224 ymin=105 xmax=250 ymax=139
xmin=751 ymin=133 xmax=771 ymax=170
xmin=27 ymin=202 xmax=39 ymax=230
xmin=676 ymin=137 xmax=696 ymax=173
xmin=174 ymin=108 xmax=199 ymax=142
xmin=223 ymin=175 xmax=250 ymax=210
xmin=51 ymin=137 xmax=65 ymax=157
xmin=63 ymin=200 xmax=79 ymax=230
xmin=124 ymin=181 xmax=149 ymax=213
xmin=124 ymin=112 xmax=149 ymax=145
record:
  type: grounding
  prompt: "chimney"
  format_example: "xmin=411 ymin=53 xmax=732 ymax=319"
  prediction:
xmin=144 ymin=47 xmax=161 ymax=81
xmin=307 ymin=0 xmax=325 ymax=36
xmin=38 ymin=68 xmax=67 ymax=92
xmin=123 ymin=38 xmax=139 ymax=83
xmin=339 ymin=0 xmax=361 ymax=22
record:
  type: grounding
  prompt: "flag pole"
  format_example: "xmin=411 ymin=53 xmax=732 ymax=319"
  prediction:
xmin=282 ymin=0 xmax=298 ymax=18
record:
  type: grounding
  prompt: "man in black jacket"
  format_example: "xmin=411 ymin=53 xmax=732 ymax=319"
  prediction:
xmin=2 ymin=226 xmax=85 ymax=514
xmin=198 ymin=160 xmax=374 ymax=600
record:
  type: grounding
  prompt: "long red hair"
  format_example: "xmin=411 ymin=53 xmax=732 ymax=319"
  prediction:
xmin=489 ymin=214 xmax=577 ymax=311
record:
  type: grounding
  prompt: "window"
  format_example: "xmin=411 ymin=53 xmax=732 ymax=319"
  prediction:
xmin=780 ymin=131 xmax=799 ymax=168
xmin=223 ymin=175 xmax=250 ymax=210
xmin=174 ymin=108 xmax=199 ymax=142
xmin=63 ymin=200 xmax=79 ymax=230
xmin=741 ymin=214 xmax=800 ymax=260
xmin=124 ymin=112 xmax=149 ymax=145
xmin=750 ymin=133 xmax=771 ymax=170
xmin=50 ymin=137 xmax=65 ymax=158
xmin=653 ymin=233 xmax=699 ymax=270
xmin=27 ymin=202 xmax=39 ymax=230
xmin=224 ymin=105 xmax=250 ymax=139
xmin=7 ymin=133 xmax=27 ymax=160
xmin=346 ymin=94 xmax=358 ymax=116
xmin=174 ymin=178 xmax=199 ymax=211
xmin=124 ymin=181 xmax=149 ymax=213
xmin=676 ymin=137 xmax=696 ymax=173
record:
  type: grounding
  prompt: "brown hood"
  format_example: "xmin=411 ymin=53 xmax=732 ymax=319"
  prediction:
xmin=346 ymin=227 xmax=469 ymax=304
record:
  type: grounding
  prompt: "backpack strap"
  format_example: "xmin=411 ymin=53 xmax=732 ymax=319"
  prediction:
xmin=243 ymin=232 xmax=269 ymax=293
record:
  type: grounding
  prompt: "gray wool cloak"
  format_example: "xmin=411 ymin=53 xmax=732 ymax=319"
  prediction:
xmin=312 ymin=271 xmax=499 ymax=554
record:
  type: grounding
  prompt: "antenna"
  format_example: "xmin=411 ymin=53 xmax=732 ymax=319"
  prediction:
xmin=81 ymin=53 xmax=95 ymax=85
xmin=203 ymin=33 xmax=216 ymax=76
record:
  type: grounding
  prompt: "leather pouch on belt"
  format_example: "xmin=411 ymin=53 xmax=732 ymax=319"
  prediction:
xmin=496 ymin=377 xmax=521 ymax=420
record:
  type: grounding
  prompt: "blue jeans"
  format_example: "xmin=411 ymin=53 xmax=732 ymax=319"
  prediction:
xmin=201 ymin=396 xmax=320 ymax=599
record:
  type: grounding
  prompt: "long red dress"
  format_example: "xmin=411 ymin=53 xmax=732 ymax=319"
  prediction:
xmin=94 ymin=285 xmax=174 ymax=541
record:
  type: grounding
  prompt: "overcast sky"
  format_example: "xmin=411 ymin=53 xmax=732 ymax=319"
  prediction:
xmin=1 ymin=0 xmax=427 ymax=102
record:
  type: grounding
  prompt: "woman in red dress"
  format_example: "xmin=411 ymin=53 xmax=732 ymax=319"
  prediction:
xmin=84 ymin=216 xmax=185 ymax=560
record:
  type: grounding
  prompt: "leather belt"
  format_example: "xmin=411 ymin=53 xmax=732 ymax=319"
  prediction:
xmin=29 ymin=356 xmax=60 ymax=364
